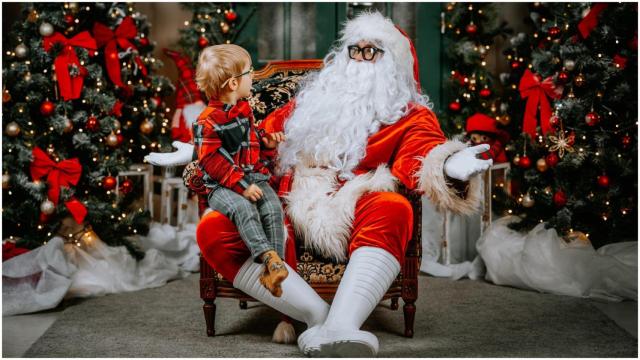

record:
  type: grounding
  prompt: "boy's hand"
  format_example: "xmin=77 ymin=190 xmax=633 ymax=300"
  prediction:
xmin=243 ymin=184 xmax=263 ymax=202
xmin=262 ymin=132 xmax=286 ymax=149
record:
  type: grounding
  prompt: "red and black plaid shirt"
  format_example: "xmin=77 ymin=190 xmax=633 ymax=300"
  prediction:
xmin=193 ymin=99 xmax=272 ymax=195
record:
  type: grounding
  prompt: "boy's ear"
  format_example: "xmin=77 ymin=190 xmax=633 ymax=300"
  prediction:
xmin=228 ymin=77 xmax=239 ymax=91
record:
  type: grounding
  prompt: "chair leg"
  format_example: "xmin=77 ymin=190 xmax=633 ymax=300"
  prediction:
xmin=403 ymin=300 xmax=415 ymax=338
xmin=239 ymin=300 xmax=247 ymax=309
xmin=203 ymin=300 xmax=216 ymax=336
xmin=390 ymin=297 xmax=399 ymax=310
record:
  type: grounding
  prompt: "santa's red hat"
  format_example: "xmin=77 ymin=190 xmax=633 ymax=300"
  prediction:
xmin=466 ymin=113 xmax=499 ymax=134
xmin=340 ymin=11 xmax=421 ymax=91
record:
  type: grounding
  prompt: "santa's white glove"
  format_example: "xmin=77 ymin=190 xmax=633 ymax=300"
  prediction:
xmin=444 ymin=144 xmax=493 ymax=182
xmin=144 ymin=141 xmax=194 ymax=167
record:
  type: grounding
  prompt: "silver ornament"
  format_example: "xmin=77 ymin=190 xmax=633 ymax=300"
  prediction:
xmin=564 ymin=59 xmax=575 ymax=71
xmin=40 ymin=199 xmax=56 ymax=215
xmin=500 ymin=103 xmax=509 ymax=112
xmin=15 ymin=44 xmax=28 ymax=58
xmin=113 ymin=119 xmax=121 ymax=131
xmin=39 ymin=22 xmax=54 ymax=37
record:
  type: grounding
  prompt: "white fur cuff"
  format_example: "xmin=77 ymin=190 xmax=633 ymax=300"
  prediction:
xmin=417 ymin=140 xmax=482 ymax=215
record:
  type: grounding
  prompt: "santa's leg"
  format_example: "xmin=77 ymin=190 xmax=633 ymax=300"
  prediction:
xmin=300 ymin=192 xmax=412 ymax=357
xmin=197 ymin=211 xmax=329 ymax=343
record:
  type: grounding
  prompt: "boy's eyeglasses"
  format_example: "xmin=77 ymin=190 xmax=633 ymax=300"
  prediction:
xmin=347 ymin=45 xmax=384 ymax=61
xmin=221 ymin=66 xmax=254 ymax=88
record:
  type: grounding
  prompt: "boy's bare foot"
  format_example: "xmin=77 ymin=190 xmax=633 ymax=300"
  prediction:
xmin=259 ymin=250 xmax=289 ymax=297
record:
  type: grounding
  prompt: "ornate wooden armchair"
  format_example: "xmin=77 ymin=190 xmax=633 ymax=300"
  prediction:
xmin=198 ymin=60 xmax=422 ymax=338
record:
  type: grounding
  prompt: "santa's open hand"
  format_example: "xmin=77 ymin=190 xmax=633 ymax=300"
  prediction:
xmin=444 ymin=144 xmax=493 ymax=182
xmin=144 ymin=141 xmax=194 ymax=166
xmin=262 ymin=132 xmax=286 ymax=149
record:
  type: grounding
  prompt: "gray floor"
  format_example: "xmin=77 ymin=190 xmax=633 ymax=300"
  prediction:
xmin=3 ymin=274 xmax=637 ymax=357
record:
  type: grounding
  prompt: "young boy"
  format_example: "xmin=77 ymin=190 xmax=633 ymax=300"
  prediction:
xmin=193 ymin=44 xmax=288 ymax=297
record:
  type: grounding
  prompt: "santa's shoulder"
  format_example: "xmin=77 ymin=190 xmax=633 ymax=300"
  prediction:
xmin=401 ymin=103 xmax=441 ymax=128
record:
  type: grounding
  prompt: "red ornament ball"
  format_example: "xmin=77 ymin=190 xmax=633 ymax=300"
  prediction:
xmin=102 ymin=176 xmax=117 ymax=190
xmin=40 ymin=100 xmax=55 ymax=116
xmin=139 ymin=37 xmax=149 ymax=47
xmin=224 ymin=10 xmax=238 ymax=22
xmin=465 ymin=23 xmax=478 ymax=36
xmin=557 ymin=71 xmax=569 ymax=84
xmin=120 ymin=179 xmax=133 ymax=194
xmin=622 ymin=135 xmax=632 ymax=148
xmin=64 ymin=14 xmax=74 ymax=25
xmin=567 ymin=131 xmax=576 ymax=146
xmin=585 ymin=112 xmax=600 ymax=126
xmin=546 ymin=152 xmax=559 ymax=167
xmin=549 ymin=114 xmax=560 ymax=128
xmin=116 ymin=133 xmax=124 ymax=146
xmin=553 ymin=190 xmax=567 ymax=207
xmin=518 ymin=155 xmax=532 ymax=169
xmin=479 ymin=88 xmax=492 ymax=98
xmin=597 ymin=175 xmax=610 ymax=188
xmin=448 ymin=101 xmax=461 ymax=112
xmin=548 ymin=26 xmax=561 ymax=38
xmin=510 ymin=61 xmax=520 ymax=69
xmin=86 ymin=116 xmax=100 ymax=132
xmin=39 ymin=212 xmax=52 ymax=224
xmin=198 ymin=36 xmax=209 ymax=48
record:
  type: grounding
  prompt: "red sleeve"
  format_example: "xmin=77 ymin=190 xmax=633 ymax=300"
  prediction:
xmin=390 ymin=107 xmax=447 ymax=191
xmin=257 ymin=100 xmax=296 ymax=161
xmin=197 ymin=117 xmax=250 ymax=195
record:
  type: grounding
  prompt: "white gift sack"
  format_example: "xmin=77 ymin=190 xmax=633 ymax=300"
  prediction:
xmin=132 ymin=222 xmax=200 ymax=272
xmin=3 ymin=237 xmax=77 ymax=316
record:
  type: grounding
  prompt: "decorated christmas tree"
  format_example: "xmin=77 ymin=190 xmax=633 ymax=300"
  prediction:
xmin=2 ymin=3 xmax=174 ymax=257
xmin=494 ymin=3 xmax=637 ymax=247
xmin=439 ymin=2 xmax=510 ymax=136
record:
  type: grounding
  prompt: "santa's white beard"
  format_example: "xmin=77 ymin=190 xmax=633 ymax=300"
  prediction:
xmin=277 ymin=48 xmax=419 ymax=179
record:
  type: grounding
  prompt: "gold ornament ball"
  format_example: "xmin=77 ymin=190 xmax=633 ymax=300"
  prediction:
xmin=574 ymin=74 xmax=585 ymax=87
xmin=3 ymin=90 xmax=11 ymax=103
xmin=536 ymin=158 xmax=548 ymax=172
xmin=68 ymin=2 xmax=78 ymax=11
xmin=6 ymin=121 xmax=21 ymax=137
xmin=15 ymin=44 xmax=28 ymax=58
xmin=40 ymin=199 xmax=56 ymax=215
xmin=522 ymin=193 xmax=535 ymax=208
xmin=24 ymin=72 xmax=32 ymax=82
xmin=63 ymin=117 xmax=74 ymax=133
xmin=544 ymin=186 xmax=552 ymax=194
xmin=27 ymin=9 xmax=39 ymax=23
xmin=564 ymin=59 xmax=575 ymax=71
xmin=513 ymin=155 xmax=521 ymax=166
xmin=140 ymin=120 xmax=154 ymax=134
xmin=221 ymin=23 xmax=230 ymax=34
xmin=113 ymin=119 xmax=121 ymax=131
xmin=106 ymin=132 xmax=119 ymax=147
xmin=39 ymin=22 xmax=54 ymax=37
xmin=2 ymin=174 xmax=10 ymax=189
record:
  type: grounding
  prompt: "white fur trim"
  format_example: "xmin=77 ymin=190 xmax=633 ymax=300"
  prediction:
xmin=341 ymin=12 xmax=413 ymax=88
xmin=285 ymin=165 xmax=397 ymax=262
xmin=417 ymin=140 xmax=483 ymax=215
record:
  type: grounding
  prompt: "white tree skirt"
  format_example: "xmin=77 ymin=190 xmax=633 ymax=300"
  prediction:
xmin=3 ymin=222 xmax=199 ymax=316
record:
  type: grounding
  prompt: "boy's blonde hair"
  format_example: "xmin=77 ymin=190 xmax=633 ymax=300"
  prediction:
xmin=196 ymin=44 xmax=251 ymax=99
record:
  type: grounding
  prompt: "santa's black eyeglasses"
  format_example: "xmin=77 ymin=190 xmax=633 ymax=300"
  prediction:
xmin=347 ymin=45 xmax=385 ymax=61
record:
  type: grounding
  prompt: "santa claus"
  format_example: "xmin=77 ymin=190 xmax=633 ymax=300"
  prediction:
xmin=147 ymin=11 xmax=491 ymax=357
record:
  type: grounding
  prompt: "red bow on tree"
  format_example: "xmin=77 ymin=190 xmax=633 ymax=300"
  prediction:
xmin=43 ymin=31 xmax=97 ymax=100
xmin=578 ymin=3 xmax=609 ymax=39
xmin=519 ymin=69 xmax=563 ymax=140
xmin=30 ymin=147 xmax=87 ymax=224
xmin=93 ymin=16 xmax=148 ymax=88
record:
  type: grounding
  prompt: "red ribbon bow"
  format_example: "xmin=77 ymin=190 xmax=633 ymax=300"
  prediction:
xmin=43 ymin=31 xmax=97 ymax=100
xmin=519 ymin=69 xmax=563 ymax=140
xmin=578 ymin=3 xmax=609 ymax=39
xmin=93 ymin=17 xmax=147 ymax=88
xmin=30 ymin=147 xmax=87 ymax=224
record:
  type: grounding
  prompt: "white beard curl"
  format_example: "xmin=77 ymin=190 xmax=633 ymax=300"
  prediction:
xmin=276 ymin=44 xmax=428 ymax=180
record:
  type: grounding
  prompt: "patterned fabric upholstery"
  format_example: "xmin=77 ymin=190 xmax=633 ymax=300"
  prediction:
xmin=248 ymin=71 xmax=308 ymax=124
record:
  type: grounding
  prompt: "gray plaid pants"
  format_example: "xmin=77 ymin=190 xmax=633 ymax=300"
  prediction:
xmin=207 ymin=173 xmax=285 ymax=263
